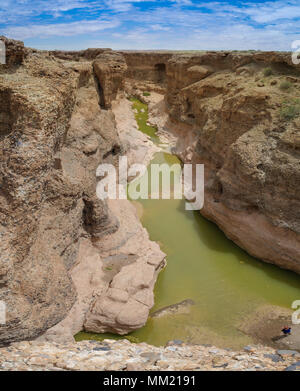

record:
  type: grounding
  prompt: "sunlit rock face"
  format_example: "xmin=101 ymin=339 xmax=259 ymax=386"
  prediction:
xmin=0 ymin=35 xmax=27 ymax=66
xmin=0 ymin=40 xmax=166 ymax=344
xmin=93 ymin=51 xmax=128 ymax=109
xmin=0 ymin=39 xmax=122 ymax=344
xmin=163 ymin=52 xmax=300 ymax=273
xmin=120 ymin=50 xmax=300 ymax=273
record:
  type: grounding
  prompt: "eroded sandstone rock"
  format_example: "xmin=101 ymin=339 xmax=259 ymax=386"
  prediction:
xmin=0 ymin=48 xmax=81 ymax=344
xmin=0 ymin=36 xmax=27 ymax=67
xmin=84 ymin=199 xmax=166 ymax=335
xmin=0 ymin=41 xmax=129 ymax=344
xmin=93 ymin=52 xmax=127 ymax=109
xmin=146 ymin=51 xmax=300 ymax=274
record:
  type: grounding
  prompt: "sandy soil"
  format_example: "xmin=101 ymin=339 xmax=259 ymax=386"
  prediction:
xmin=238 ymin=304 xmax=300 ymax=351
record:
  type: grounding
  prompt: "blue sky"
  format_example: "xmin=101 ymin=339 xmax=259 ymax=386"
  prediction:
xmin=0 ymin=1 xmax=299 ymax=50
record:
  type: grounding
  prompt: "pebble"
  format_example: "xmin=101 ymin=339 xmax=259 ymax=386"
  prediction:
xmin=284 ymin=361 xmax=300 ymax=371
xmin=140 ymin=352 xmax=161 ymax=363
xmin=126 ymin=363 xmax=144 ymax=371
xmin=244 ymin=346 xmax=255 ymax=352
xmin=167 ymin=339 xmax=183 ymax=346
xmin=277 ymin=350 xmax=300 ymax=357
xmin=93 ymin=346 xmax=111 ymax=352
xmin=0 ymin=340 xmax=298 ymax=371
xmin=264 ymin=354 xmax=284 ymax=363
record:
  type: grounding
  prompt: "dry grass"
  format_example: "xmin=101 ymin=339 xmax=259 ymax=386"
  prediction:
xmin=279 ymin=80 xmax=292 ymax=91
xmin=280 ymin=98 xmax=300 ymax=120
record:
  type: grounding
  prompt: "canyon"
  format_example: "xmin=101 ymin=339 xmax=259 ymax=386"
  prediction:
xmin=0 ymin=37 xmax=300 ymax=368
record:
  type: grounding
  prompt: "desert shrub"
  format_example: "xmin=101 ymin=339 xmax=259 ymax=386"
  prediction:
xmin=143 ymin=92 xmax=151 ymax=97
xmin=280 ymin=99 xmax=300 ymax=120
xmin=263 ymin=67 xmax=273 ymax=77
xmin=279 ymin=81 xmax=292 ymax=91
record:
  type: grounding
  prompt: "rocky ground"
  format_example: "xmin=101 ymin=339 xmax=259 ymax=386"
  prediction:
xmin=0 ymin=339 xmax=300 ymax=371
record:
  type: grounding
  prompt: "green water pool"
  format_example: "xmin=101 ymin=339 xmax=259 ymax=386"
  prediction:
xmin=76 ymin=99 xmax=300 ymax=349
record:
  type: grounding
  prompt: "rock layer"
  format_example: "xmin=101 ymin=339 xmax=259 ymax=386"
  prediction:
xmin=84 ymin=199 xmax=166 ymax=335
xmin=93 ymin=51 xmax=127 ymax=109
xmin=164 ymin=52 xmax=300 ymax=273
xmin=0 ymin=39 xmax=164 ymax=344
xmin=0 ymin=35 xmax=27 ymax=66
xmin=0 ymin=44 xmax=80 ymax=344
xmin=127 ymin=51 xmax=300 ymax=274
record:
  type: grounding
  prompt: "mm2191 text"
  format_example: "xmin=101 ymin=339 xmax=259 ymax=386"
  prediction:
xmin=147 ymin=375 xmax=196 ymax=387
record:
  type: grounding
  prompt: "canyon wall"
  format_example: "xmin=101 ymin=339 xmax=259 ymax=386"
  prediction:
xmin=0 ymin=39 xmax=165 ymax=345
xmin=118 ymin=50 xmax=300 ymax=273
xmin=0 ymin=39 xmax=122 ymax=344
xmin=121 ymin=51 xmax=171 ymax=85
xmin=163 ymin=52 xmax=300 ymax=273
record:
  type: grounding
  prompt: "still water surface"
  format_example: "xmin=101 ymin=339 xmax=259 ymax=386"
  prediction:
xmin=76 ymin=99 xmax=300 ymax=348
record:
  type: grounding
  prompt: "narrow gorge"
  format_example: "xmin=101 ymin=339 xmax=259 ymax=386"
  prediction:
xmin=0 ymin=37 xmax=300 ymax=370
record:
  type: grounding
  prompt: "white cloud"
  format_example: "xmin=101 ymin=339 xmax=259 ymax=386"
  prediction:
xmin=244 ymin=5 xmax=300 ymax=24
xmin=151 ymin=24 xmax=170 ymax=31
xmin=192 ymin=24 xmax=291 ymax=51
xmin=198 ymin=1 xmax=300 ymax=24
xmin=103 ymin=0 xmax=155 ymax=12
xmin=4 ymin=19 xmax=121 ymax=39
xmin=1 ymin=0 xmax=300 ymax=50
xmin=170 ymin=0 xmax=193 ymax=5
